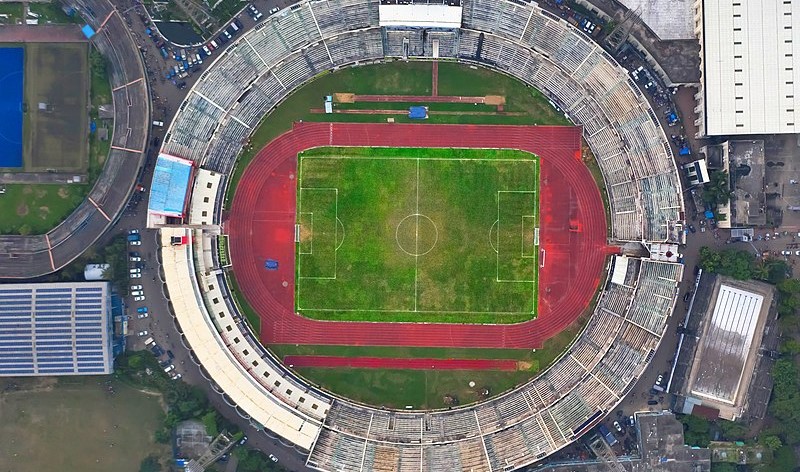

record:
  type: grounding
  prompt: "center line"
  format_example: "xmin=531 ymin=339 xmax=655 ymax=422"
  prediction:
xmin=414 ymin=158 xmax=420 ymax=312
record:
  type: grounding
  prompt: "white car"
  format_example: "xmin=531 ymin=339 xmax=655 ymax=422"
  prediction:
xmin=129 ymin=268 xmax=141 ymax=274
xmin=171 ymin=372 xmax=182 ymax=380
xmin=782 ymin=250 xmax=792 ymax=256
xmin=129 ymin=240 xmax=142 ymax=246
xmin=130 ymin=273 xmax=142 ymax=278
xmin=134 ymin=295 xmax=146 ymax=301
xmin=129 ymin=229 xmax=140 ymax=235
xmin=268 ymin=454 xmax=278 ymax=462
xmin=269 ymin=6 xmax=279 ymax=14
xmin=130 ymin=256 xmax=141 ymax=262
xmin=137 ymin=312 xmax=149 ymax=319
xmin=130 ymin=285 xmax=143 ymax=291
xmin=131 ymin=290 xmax=143 ymax=297
xmin=137 ymin=330 xmax=148 ymax=337
xmin=613 ymin=421 xmax=622 ymax=433
xmin=164 ymin=364 xmax=175 ymax=373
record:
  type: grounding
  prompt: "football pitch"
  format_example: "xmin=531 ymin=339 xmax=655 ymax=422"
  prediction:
xmin=296 ymin=147 xmax=539 ymax=324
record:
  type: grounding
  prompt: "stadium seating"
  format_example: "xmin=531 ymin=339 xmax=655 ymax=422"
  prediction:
xmin=161 ymin=0 xmax=690 ymax=470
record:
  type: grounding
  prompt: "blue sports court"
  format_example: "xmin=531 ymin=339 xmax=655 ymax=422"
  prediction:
xmin=0 ymin=47 xmax=24 ymax=168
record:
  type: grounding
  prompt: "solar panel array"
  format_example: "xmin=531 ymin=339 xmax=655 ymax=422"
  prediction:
xmin=0 ymin=283 xmax=113 ymax=376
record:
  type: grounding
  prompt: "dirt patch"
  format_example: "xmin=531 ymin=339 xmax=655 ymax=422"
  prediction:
xmin=517 ymin=361 xmax=535 ymax=371
xmin=38 ymin=206 xmax=50 ymax=218
xmin=484 ymin=95 xmax=506 ymax=105
xmin=57 ymin=187 xmax=69 ymax=199
xmin=333 ymin=93 xmax=355 ymax=103
xmin=22 ymin=186 xmax=32 ymax=195
xmin=16 ymin=203 xmax=29 ymax=216
xmin=35 ymin=189 xmax=46 ymax=199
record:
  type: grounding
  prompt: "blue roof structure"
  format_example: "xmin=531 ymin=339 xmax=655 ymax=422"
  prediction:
xmin=81 ymin=24 xmax=95 ymax=39
xmin=0 ymin=282 xmax=114 ymax=377
xmin=148 ymin=154 xmax=194 ymax=217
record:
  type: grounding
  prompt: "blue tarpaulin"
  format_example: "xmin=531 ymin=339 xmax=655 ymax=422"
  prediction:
xmin=705 ymin=210 xmax=714 ymax=219
xmin=667 ymin=112 xmax=678 ymax=124
xmin=408 ymin=106 xmax=428 ymax=120
xmin=265 ymin=259 xmax=279 ymax=270
xmin=81 ymin=24 xmax=96 ymax=39
xmin=679 ymin=145 xmax=691 ymax=156
xmin=148 ymin=154 xmax=194 ymax=217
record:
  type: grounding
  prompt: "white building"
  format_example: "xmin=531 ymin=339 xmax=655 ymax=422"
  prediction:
xmin=694 ymin=0 xmax=800 ymax=136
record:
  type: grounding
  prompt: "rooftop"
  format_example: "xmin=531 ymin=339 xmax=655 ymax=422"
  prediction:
xmin=700 ymin=0 xmax=800 ymax=135
xmin=148 ymin=153 xmax=194 ymax=218
xmin=618 ymin=0 xmax=694 ymax=40
xmin=0 ymin=282 xmax=114 ymax=376
xmin=721 ymin=140 xmax=766 ymax=228
xmin=684 ymin=277 xmax=774 ymax=420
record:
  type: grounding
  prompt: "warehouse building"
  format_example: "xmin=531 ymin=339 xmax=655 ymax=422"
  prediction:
xmin=0 ymin=282 xmax=119 ymax=376
xmin=694 ymin=0 xmax=800 ymax=136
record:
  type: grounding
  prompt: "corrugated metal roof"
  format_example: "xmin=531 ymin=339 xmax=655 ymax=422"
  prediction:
xmin=703 ymin=0 xmax=800 ymax=135
xmin=148 ymin=153 xmax=194 ymax=217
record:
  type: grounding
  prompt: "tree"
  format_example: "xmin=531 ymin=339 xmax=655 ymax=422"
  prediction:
xmin=702 ymin=170 xmax=731 ymax=207
xmin=154 ymin=428 xmax=170 ymax=444
xmin=201 ymin=410 xmax=219 ymax=437
xmin=717 ymin=419 xmax=748 ymax=441
xmin=679 ymin=414 xmax=711 ymax=447
xmin=710 ymin=463 xmax=737 ymax=472
xmin=139 ymin=455 xmax=162 ymax=472
xmin=698 ymin=247 xmax=754 ymax=280
xmin=762 ymin=435 xmax=783 ymax=452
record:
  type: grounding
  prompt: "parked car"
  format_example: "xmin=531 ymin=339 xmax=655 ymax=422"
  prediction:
xmin=687 ymin=224 xmax=696 ymax=233
xmin=164 ymin=364 xmax=175 ymax=373
xmin=129 ymin=268 xmax=141 ymax=275
xmin=129 ymin=251 xmax=140 ymax=257
xmin=137 ymin=306 xmax=148 ymax=313
xmin=629 ymin=415 xmax=635 ymax=426
xmin=268 ymin=454 xmax=278 ymax=462
xmin=129 ymin=256 xmax=141 ymax=262
xmin=129 ymin=240 xmax=141 ymax=246
xmin=647 ymin=400 xmax=658 ymax=405
xmin=137 ymin=312 xmax=149 ymax=319
xmin=131 ymin=290 xmax=143 ymax=297
xmin=129 ymin=229 xmax=139 ymax=235
xmin=202 ymin=45 xmax=212 ymax=55
xmin=171 ymin=372 xmax=182 ymax=380
xmin=130 ymin=285 xmax=143 ymax=291
xmin=239 ymin=435 xmax=248 ymax=445
xmin=130 ymin=273 xmax=142 ymax=278
xmin=613 ymin=421 xmax=622 ymax=433
xmin=137 ymin=330 xmax=148 ymax=337
xmin=134 ymin=295 xmax=145 ymax=301
xmin=269 ymin=6 xmax=279 ymax=14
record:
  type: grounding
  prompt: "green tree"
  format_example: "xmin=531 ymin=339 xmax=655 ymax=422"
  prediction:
xmin=702 ymin=170 xmax=731 ymax=206
xmin=154 ymin=428 xmax=170 ymax=444
xmin=698 ymin=247 xmax=754 ymax=280
xmin=201 ymin=410 xmax=219 ymax=437
xmin=679 ymin=414 xmax=711 ymax=447
xmin=139 ymin=455 xmax=162 ymax=472
xmin=717 ymin=419 xmax=748 ymax=441
xmin=762 ymin=435 xmax=783 ymax=452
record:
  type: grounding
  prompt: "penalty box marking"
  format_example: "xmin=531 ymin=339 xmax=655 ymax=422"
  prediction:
xmin=297 ymin=187 xmax=338 ymax=280
xmin=496 ymin=190 xmax=538 ymax=284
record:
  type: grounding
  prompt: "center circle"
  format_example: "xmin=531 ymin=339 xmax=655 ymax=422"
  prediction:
xmin=395 ymin=213 xmax=438 ymax=257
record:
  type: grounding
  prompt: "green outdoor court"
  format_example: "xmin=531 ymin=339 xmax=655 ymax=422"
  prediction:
xmin=295 ymin=147 xmax=539 ymax=324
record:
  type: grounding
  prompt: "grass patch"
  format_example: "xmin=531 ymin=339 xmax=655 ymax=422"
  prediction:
xmin=294 ymin=367 xmax=534 ymax=409
xmin=224 ymin=61 xmax=571 ymax=208
xmin=28 ymin=2 xmax=83 ymax=23
xmin=0 ymin=2 xmax=23 ymax=23
xmin=296 ymin=147 xmax=538 ymax=324
xmin=225 ymin=270 xmax=261 ymax=335
xmin=0 ymin=376 xmax=168 ymax=472
xmin=0 ymin=183 xmax=89 ymax=235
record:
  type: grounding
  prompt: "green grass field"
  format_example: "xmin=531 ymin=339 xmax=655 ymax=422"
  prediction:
xmin=20 ymin=42 xmax=89 ymax=173
xmin=0 ymin=183 xmax=89 ymax=235
xmin=0 ymin=377 xmax=168 ymax=472
xmin=296 ymin=147 xmax=539 ymax=324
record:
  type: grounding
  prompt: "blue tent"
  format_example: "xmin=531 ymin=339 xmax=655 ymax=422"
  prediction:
xmin=408 ymin=106 xmax=428 ymax=120
xmin=667 ymin=112 xmax=678 ymax=124
xmin=704 ymin=210 xmax=714 ymax=219
xmin=265 ymin=259 xmax=279 ymax=270
xmin=679 ymin=144 xmax=690 ymax=155
xmin=81 ymin=24 xmax=95 ymax=39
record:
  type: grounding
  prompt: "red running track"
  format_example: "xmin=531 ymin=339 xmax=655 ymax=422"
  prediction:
xmin=283 ymin=355 xmax=518 ymax=371
xmin=227 ymin=122 xmax=608 ymax=349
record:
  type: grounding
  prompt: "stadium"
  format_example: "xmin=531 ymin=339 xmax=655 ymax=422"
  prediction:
xmin=149 ymin=0 xmax=686 ymax=470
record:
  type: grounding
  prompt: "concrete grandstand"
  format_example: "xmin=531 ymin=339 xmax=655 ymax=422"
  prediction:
xmin=150 ymin=0 xmax=687 ymax=470
xmin=0 ymin=0 xmax=150 ymax=279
